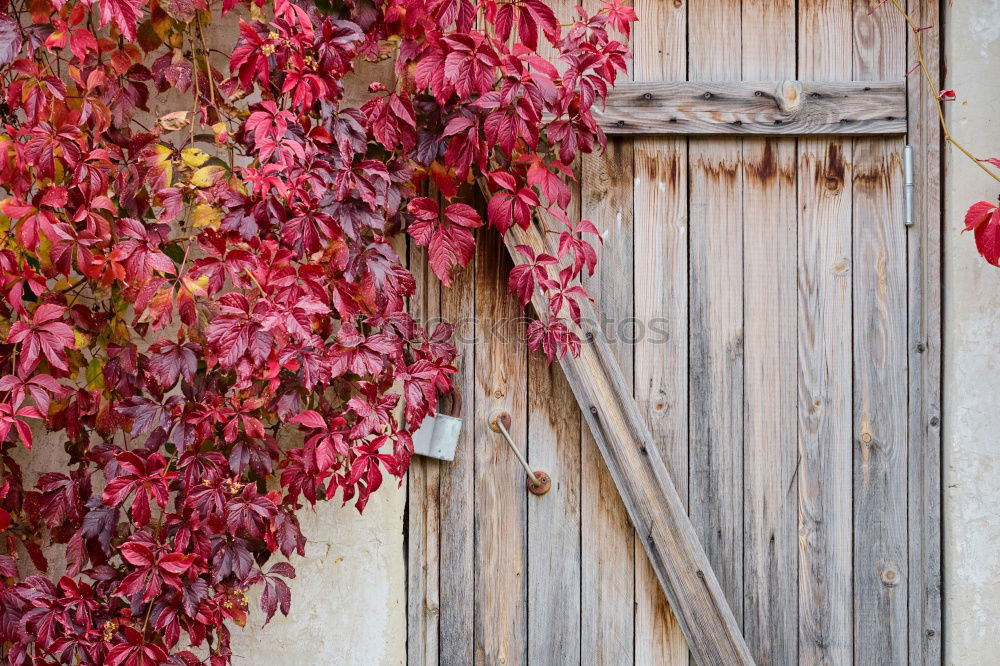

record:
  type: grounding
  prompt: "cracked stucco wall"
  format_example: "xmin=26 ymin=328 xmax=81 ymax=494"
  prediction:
xmin=944 ymin=1 xmax=1000 ymax=663
xmin=229 ymin=485 xmax=406 ymax=665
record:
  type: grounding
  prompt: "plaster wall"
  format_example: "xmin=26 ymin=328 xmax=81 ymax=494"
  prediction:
xmin=943 ymin=1 xmax=1000 ymax=663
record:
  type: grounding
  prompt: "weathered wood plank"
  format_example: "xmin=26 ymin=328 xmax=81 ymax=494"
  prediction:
xmin=438 ymin=227 xmax=477 ymax=666
xmin=528 ymin=0 xmax=583 ymax=644
xmin=688 ymin=0 xmax=745 ymax=633
xmin=797 ymin=0 xmax=855 ymax=662
xmin=526 ymin=355 xmax=581 ymax=663
xmin=580 ymin=138 xmax=636 ymax=666
xmin=740 ymin=2 xmax=798 ymax=664
xmin=632 ymin=0 xmax=688 ymax=661
xmin=905 ymin=0 xmax=943 ymax=662
xmin=591 ymin=81 xmax=907 ymax=136
xmin=406 ymin=213 xmax=441 ymax=666
xmin=473 ymin=226 xmax=527 ymax=666
xmin=852 ymin=2 xmax=909 ymax=662
xmin=406 ymin=451 xmax=440 ymax=666
xmin=493 ymin=206 xmax=754 ymax=665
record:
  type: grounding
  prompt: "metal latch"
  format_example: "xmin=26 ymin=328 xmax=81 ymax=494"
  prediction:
xmin=488 ymin=410 xmax=551 ymax=496
xmin=411 ymin=392 xmax=463 ymax=461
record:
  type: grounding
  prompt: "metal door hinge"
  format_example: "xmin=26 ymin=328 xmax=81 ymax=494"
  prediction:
xmin=904 ymin=144 xmax=914 ymax=227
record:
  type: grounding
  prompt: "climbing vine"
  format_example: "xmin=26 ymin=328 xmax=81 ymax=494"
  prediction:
xmin=881 ymin=0 xmax=1000 ymax=260
xmin=0 ymin=0 xmax=634 ymax=661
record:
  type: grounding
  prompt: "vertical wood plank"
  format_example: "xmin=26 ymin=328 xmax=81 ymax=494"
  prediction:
xmin=632 ymin=0 xmax=688 ymax=662
xmin=580 ymin=138 xmax=635 ymax=666
xmin=474 ymin=227 xmax=527 ymax=666
xmin=527 ymin=0 xmax=583 ymax=648
xmin=687 ymin=0 xmax=745 ymax=628
xmin=905 ymin=0 xmax=943 ymax=662
xmin=797 ymin=1 xmax=855 ymax=662
xmin=407 ymin=227 xmax=442 ymax=666
xmin=526 ymin=356 xmax=581 ymax=663
xmin=852 ymin=2 xmax=909 ymax=662
xmin=438 ymin=236 xmax=477 ymax=666
xmin=740 ymin=2 xmax=798 ymax=663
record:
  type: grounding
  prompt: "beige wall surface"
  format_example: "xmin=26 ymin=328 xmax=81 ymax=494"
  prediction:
xmin=228 ymin=485 xmax=406 ymax=665
xmin=944 ymin=0 xmax=1000 ymax=664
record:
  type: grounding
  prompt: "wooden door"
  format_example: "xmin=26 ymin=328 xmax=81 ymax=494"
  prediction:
xmin=406 ymin=1 xmax=942 ymax=664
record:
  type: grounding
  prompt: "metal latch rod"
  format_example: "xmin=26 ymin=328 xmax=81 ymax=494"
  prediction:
xmin=488 ymin=410 xmax=551 ymax=496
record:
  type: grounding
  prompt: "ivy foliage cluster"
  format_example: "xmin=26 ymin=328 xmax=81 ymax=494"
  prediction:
xmin=0 ymin=0 xmax=635 ymax=661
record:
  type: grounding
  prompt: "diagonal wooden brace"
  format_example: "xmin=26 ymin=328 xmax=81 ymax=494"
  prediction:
xmin=493 ymin=192 xmax=754 ymax=665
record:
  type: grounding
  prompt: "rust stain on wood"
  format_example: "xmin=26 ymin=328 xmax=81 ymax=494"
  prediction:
xmin=642 ymin=150 xmax=683 ymax=190
xmin=694 ymin=154 xmax=741 ymax=182
xmin=745 ymin=140 xmax=796 ymax=184
xmin=818 ymin=144 xmax=846 ymax=192
xmin=853 ymin=150 xmax=902 ymax=190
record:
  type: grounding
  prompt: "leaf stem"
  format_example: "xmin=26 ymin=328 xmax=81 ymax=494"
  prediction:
xmin=888 ymin=0 xmax=1000 ymax=185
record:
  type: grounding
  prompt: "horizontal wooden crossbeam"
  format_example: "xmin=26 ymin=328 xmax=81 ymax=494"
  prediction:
xmin=591 ymin=80 xmax=906 ymax=136
xmin=487 ymin=182 xmax=755 ymax=665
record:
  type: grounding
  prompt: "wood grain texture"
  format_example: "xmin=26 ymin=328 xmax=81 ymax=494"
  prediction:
xmin=688 ymin=0 xmax=745 ymax=631
xmin=631 ymin=0 xmax=688 ymax=662
xmin=438 ymin=232 xmax=477 ymax=666
xmin=796 ymin=2 xmax=855 ymax=663
xmin=494 ymin=204 xmax=754 ymax=666
xmin=526 ymin=355 xmax=581 ymax=663
xmin=406 ymin=223 xmax=441 ymax=666
xmin=592 ymin=81 xmax=907 ymax=136
xmin=852 ymin=2 xmax=909 ymax=662
xmin=529 ymin=0 xmax=583 ymax=645
xmin=740 ymin=2 xmax=798 ymax=663
xmin=473 ymin=226 xmax=527 ymax=666
xmin=904 ymin=1 xmax=943 ymax=663
xmin=525 ymin=0 xmax=582 ymax=664
xmin=580 ymin=138 xmax=636 ymax=666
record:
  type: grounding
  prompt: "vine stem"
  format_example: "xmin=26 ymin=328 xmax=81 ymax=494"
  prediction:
xmin=888 ymin=0 xmax=1000 ymax=185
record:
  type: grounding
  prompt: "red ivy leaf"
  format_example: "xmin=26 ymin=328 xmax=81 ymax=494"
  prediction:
xmin=97 ymin=0 xmax=145 ymax=41
xmin=965 ymin=200 xmax=1000 ymax=265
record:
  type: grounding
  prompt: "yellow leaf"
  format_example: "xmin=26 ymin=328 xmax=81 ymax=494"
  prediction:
xmin=73 ymin=329 xmax=90 ymax=350
xmin=182 ymin=274 xmax=210 ymax=297
xmin=192 ymin=203 xmax=222 ymax=229
xmin=154 ymin=144 xmax=174 ymax=187
xmin=159 ymin=110 xmax=190 ymax=132
xmin=182 ymin=147 xmax=210 ymax=168
xmin=152 ymin=10 xmax=174 ymax=40
xmin=191 ymin=165 xmax=226 ymax=188
xmin=85 ymin=357 xmax=105 ymax=390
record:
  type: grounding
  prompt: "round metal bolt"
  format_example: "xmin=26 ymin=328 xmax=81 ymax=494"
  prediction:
xmin=528 ymin=471 xmax=552 ymax=496
xmin=488 ymin=409 xmax=512 ymax=433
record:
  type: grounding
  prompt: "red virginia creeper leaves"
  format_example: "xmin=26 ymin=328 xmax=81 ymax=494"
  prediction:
xmin=965 ymin=200 xmax=1000 ymax=265
xmin=0 ymin=0 xmax=637 ymax=660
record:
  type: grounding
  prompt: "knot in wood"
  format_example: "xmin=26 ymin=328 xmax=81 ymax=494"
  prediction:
xmin=775 ymin=80 xmax=803 ymax=114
